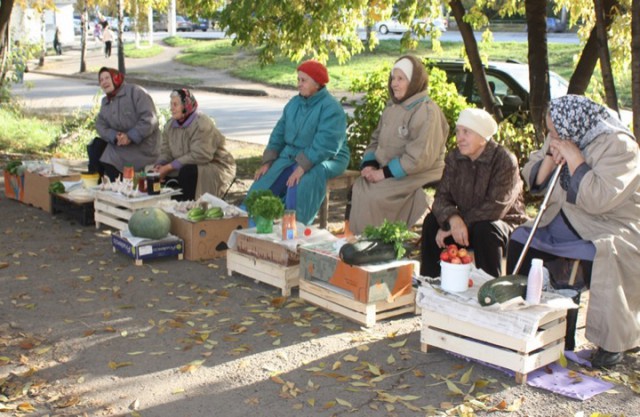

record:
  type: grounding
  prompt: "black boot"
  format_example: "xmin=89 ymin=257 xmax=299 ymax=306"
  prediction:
xmin=591 ymin=348 xmax=623 ymax=369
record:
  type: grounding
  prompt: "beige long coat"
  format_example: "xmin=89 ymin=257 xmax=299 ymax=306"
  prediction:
xmin=349 ymin=92 xmax=449 ymax=234
xmin=159 ymin=113 xmax=236 ymax=199
xmin=523 ymin=132 xmax=640 ymax=352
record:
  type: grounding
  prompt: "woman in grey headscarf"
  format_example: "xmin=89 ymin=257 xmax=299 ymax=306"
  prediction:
xmin=506 ymin=95 xmax=640 ymax=368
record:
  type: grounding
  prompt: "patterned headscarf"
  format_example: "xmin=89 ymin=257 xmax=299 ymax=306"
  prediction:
xmin=171 ymin=88 xmax=198 ymax=124
xmin=98 ymin=67 xmax=124 ymax=101
xmin=548 ymin=95 xmax=633 ymax=190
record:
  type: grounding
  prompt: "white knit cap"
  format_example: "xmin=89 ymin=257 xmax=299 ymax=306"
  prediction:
xmin=456 ymin=108 xmax=498 ymax=140
xmin=392 ymin=58 xmax=413 ymax=82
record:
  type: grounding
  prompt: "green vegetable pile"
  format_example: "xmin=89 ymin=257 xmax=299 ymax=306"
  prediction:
xmin=5 ymin=160 xmax=23 ymax=175
xmin=48 ymin=181 xmax=65 ymax=194
xmin=245 ymin=190 xmax=284 ymax=220
xmin=186 ymin=206 xmax=224 ymax=222
xmin=362 ymin=220 xmax=418 ymax=259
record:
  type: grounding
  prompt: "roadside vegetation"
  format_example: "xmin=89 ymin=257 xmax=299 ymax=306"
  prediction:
xmin=170 ymin=37 xmax=631 ymax=109
xmin=123 ymin=42 xmax=164 ymax=59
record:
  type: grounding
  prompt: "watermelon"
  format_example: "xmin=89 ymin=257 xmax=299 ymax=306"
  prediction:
xmin=128 ymin=208 xmax=171 ymax=240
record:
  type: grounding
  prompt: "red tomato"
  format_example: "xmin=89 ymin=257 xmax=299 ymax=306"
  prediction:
xmin=468 ymin=278 xmax=474 ymax=287
xmin=304 ymin=228 xmax=312 ymax=236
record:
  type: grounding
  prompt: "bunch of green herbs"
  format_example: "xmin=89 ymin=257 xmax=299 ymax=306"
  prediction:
xmin=363 ymin=220 xmax=418 ymax=259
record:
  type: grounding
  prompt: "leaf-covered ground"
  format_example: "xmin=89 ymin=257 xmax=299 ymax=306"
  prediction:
xmin=0 ymin=194 xmax=639 ymax=417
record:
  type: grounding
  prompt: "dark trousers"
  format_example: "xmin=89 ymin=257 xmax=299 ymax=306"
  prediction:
xmin=171 ymin=164 xmax=198 ymax=201
xmin=420 ymin=213 xmax=510 ymax=278
xmin=86 ymin=137 xmax=121 ymax=182
xmin=105 ymin=41 xmax=112 ymax=57
xmin=54 ymin=40 xmax=62 ymax=55
xmin=506 ymin=239 xmax=593 ymax=350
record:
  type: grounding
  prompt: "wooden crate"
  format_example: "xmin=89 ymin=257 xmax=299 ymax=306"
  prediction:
xmin=94 ymin=190 xmax=177 ymax=230
xmin=420 ymin=308 xmax=567 ymax=384
xmin=226 ymin=249 xmax=300 ymax=296
xmin=299 ymin=279 xmax=417 ymax=327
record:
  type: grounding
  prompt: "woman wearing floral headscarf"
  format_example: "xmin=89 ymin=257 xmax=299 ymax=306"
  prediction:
xmin=89 ymin=67 xmax=160 ymax=181
xmin=348 ymin=55 xmax=450 ymax=235
xmin=506 ymin=95 xmax=640 ymax=368
xmin=154 ymin=88 xmax=236 ymax=201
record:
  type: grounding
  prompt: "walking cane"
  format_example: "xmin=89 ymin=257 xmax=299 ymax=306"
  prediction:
xmin=512 ymin=163 xmax=564 ymax=275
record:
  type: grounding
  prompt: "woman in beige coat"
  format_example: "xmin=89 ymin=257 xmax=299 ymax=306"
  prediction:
xmin=154 ymin=89 xmax=236 ymax=201
xmin=348 ymin=55 xmax=449 ymax=235
xmin=507 ymin=95 xmax=640 ymax=369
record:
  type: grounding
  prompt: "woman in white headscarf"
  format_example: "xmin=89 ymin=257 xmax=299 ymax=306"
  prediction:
xmin=506 ymin=95 xmax=640 ymax=368
xmin=349 ymin=55 xmax=450 ymax=235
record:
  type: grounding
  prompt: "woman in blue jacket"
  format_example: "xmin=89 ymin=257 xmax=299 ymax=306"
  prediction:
xmin=245 ymin=60 xmax=350 ymax=224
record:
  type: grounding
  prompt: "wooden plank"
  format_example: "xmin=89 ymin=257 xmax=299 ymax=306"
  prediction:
xmin=421 ymin=327 xmax=562 ymax=379
xmin=299 ymin=279 xmax=415 ymax=327
xmin=422 ymin=310 xmax=566 ymax=353
xmin=94 ymin=212 xmax=128 ymax=231
xmin=226 ymin=250 xmax=299 ymax=296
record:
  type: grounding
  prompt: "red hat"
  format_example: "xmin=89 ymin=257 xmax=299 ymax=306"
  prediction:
xmin=297 ymin=60 xmax=329 ymax=86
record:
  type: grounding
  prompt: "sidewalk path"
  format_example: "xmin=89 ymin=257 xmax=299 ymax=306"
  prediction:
xmin=29 ymin=42 xmax=298 ymax=99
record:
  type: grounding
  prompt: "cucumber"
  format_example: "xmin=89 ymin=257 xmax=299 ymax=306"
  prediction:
xmin=477 ymin=274 xmax=528 ymax=306
xmin=339 ymin=239 xmax=397 ymax=266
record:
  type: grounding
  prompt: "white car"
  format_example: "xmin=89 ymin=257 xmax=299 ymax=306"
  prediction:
xmin=374 ymin=17 xmax=447 ymax=35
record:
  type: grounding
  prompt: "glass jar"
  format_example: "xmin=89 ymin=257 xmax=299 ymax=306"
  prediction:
xmin=123 ymin=164 xmax=134 ymax=181
xmin=281 ymin=210 xmax=297 ymax=240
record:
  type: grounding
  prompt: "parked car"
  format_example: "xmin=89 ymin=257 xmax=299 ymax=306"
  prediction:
xmin=431 ymin=60 xmax=568 ymax=121
xmin=176 ymin=15 xmax=193 ymax=32
xmin=194 ymin=18 xmax=209 ymax=31
xmin=122 ymin=17 xmax=134 ymax=32
xmin=374 ymin=17 xmax=447 ymax=35
xmin=153 ymin=14 xmax=168 ymax=32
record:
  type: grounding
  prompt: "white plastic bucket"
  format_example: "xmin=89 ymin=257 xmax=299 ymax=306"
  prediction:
xmin=440 ymin=261 xmax=472 ymax=292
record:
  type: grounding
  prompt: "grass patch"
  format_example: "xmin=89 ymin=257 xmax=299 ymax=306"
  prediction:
xmin=171 ymin=38 xmax=631 ymax=105
xmin=0 ymin=106 xmax=62 ymax=155
xmin=123 ymin=43 xmax=164 ymax=59
xmin=173 ymin=39 xmax=585 ymax=92
xmin=163 ymin=36 xmax=200 ymax=47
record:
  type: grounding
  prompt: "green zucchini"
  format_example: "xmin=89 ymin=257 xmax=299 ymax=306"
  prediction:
xmin=339 ymin=239 xmax=397 ymax=266
xmin=477 ymin=274 xmax=528 ymax=306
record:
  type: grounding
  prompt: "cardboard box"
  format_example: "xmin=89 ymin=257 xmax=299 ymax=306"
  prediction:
xmin=23 ymin=171 xmax=81 ymax=213
xmin=234 ymin=230 xmax=300 ymax=266
xmin=170 ymin=215 xmax=248 ymax=261
xmin=299 ymin=241 xmax=415 ymax=303
xmin=112 ymin=232 xmax=184 ymax=265
xmin=3 ymin=171 xmax=24 ymax=201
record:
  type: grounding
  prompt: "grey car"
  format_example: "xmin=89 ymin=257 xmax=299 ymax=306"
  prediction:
xmin=432 ymin=60 xmax=569 ymax=121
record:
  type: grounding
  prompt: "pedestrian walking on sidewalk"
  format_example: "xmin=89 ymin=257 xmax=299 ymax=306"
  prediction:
xmin=102 ymin=21 xmax=113 ymax=58
xmin=53 ymin=27 xmax=62 ymax=55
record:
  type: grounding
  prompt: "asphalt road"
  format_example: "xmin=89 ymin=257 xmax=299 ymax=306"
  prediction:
xmin=12 ymin=73 xmax=287 ymax=146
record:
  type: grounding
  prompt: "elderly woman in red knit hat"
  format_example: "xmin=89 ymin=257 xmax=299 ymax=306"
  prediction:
xmin=88 ymin=67 xmax=160 ymax=181
xmin=244 ymin=60 xmax=350 ymax=225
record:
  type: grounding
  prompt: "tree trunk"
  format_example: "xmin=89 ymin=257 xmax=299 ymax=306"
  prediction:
xmin=0 ymin=3 xmax=12 ymax=85
xmin=632 ymin=0 xmax=639 ymax=137
xmin=525 ymin=0 xmax=549 ymax=145
xmin=0 ymin=0 xmax=15 ymax=75
xmin=449 ymin=0 xmax=503 ymax=121
xmin=117 ymin=0 xmax=126 ymax=74
xmin=594 ymin=0 xmax=619 ymax=115
xmin=567 ymin=0 xmax=617 ymax=95
xmin=80 ymin=7 xmax=88 ymax=73
xmin=38 ymin=12 xmax=46 ymax=67
xmin=134 ymin=2 xmax=140 ymax=49
xmin=148 ymin=5 xmax=154 ymax=46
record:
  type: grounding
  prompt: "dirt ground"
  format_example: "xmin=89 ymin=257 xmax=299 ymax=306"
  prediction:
xmin=1 ymin=173 xmax=639 ymax=417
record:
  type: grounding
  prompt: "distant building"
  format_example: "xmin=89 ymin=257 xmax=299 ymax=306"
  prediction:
xmin=10 ymin=1 xmax=75 ymax=46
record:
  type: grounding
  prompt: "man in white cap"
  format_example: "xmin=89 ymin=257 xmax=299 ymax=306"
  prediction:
xmin=420 ymin=108 xmax=528 ymax=278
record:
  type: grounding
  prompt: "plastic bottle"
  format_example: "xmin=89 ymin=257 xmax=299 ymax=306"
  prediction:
xmin=526 ymin=258 xmax=544 ymax=304
xmin=281 ymin=210 xmax=297 ymax=240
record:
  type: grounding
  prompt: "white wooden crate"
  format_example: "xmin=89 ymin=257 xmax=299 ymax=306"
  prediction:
xmin=226 ymin=249 xmax=300 ymax=296
xmin=94 ymin=190 xmax=176 ymax=231
xmin=420 ymin=308 xmax=567 ymax=384
xmin=299 ymin=279 xmax=417 ymax=327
